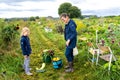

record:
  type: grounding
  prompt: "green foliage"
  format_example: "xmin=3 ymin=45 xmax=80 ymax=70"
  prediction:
xmin=1 ymin=24 xmax=19 ymax=48
xmin=39 ymin=17 xmax=47 ymax=26
xmin=29 ymin=16 xmax=36 ymax=21
xmin=0 ymin=19 xmax=6 ymax=45
xmin=58 ymin=2 xmax=72 ymax=15
xmin=95 ymin=68 xmax=120 ymax=80
xmin=58 ymin=2 xmax=81 ymax=18
xmin=35 ymin=16 xmax=39 ymax=19
xmin=42 ymin=31 xmax=65 ymax=51
xmin=1 ymin=16 xmax=120 ymax=80
xmin=0 ymin=54 xmax=22 ymax=80
xmin=98 ymin=23 xmax=120 ymax=49
xmin=42 ymin=49 xmax=54 ymax=63
xmin=69 ymin=6 xmax=81 ymax=18
xmin=73 ymin=19 xmax=86 ymax=34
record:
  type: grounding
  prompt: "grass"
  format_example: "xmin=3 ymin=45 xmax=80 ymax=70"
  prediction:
xmin=17 ymin=24 xmax=95 ymax=80
xmin=1 ymin=19 xmax=120 ymax=80
xmin=0 ymin=53 xmax=22 ymax=80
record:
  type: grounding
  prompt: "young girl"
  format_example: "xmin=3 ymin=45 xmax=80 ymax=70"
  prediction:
xmin=20 ymin=27 xmax=33 ymax=75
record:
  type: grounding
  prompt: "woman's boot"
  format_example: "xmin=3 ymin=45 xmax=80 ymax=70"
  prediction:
xmin=65 ymin=62 xmax=74 ymax=72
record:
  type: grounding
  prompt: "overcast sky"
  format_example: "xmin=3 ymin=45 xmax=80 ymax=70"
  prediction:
xmin=0 ymin=0 xmax=120 ymax=18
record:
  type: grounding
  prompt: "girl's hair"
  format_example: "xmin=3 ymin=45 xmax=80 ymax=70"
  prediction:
xmin=21 ymin=27 xmax=30 ymax=36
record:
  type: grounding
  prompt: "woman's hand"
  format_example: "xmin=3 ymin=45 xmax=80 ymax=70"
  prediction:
xmin=66 ymin=39 xmax=70 ymax=46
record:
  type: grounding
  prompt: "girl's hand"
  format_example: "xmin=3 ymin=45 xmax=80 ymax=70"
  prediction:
xmin=24 ymin=55 xmax=28 ymax=58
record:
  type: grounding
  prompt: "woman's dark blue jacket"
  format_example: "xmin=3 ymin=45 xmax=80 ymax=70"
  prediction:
xmin=20 ymin=36 xmax=32 ymax=56
xmin=64 ymin=19 xmax=77 ymax=49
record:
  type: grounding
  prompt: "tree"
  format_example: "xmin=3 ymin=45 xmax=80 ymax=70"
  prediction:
xmin=69 ymin=6 xmax=81 ymax=18
xmin=29 ymin=16 xmax=35 ymax=21
xmin=58 ymin=2 xmax=72 ymax=15
xmin=58 ymin=2 xmax=81 ymax=18
xmin=35 ymin=16 xmax=39 ymax=19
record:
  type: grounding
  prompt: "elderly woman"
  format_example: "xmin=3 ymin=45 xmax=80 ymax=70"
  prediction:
xmin=60 ymin=13 xmax=77 ymax=72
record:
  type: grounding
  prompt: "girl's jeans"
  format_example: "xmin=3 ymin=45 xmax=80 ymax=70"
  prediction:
xmin=23 ymin=57 xmax=30 ymax=73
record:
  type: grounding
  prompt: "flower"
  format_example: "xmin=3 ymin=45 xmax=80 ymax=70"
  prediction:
xmin=42 ymin=49 xmax=54 ymax=56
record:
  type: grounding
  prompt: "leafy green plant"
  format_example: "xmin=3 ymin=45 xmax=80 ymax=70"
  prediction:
xmin=42 ymin=49 xmax=54 ymax=63
xmin=0 ymin=54 xmax=22 ymax=80
xmin=1 ymin=24 xmax=19 ymax=49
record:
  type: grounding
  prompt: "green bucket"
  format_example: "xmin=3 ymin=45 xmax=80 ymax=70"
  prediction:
xmin=42 ymin=54 xmax=52 ymax=63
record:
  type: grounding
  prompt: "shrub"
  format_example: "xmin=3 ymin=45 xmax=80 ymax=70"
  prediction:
xmin=1 ymin=24 xmax=19 ymax=48
xmin=73 ymin=19 xmax=86 ymax=34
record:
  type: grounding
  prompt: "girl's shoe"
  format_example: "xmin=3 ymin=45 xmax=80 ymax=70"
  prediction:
xmin=26 ymin=72 xmax=33 ymax=75
xmin=29 ymin=68 xmax=32 ymax=71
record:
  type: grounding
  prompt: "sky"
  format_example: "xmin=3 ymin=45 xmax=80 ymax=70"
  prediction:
xmin=0 ymin=0 xmax=120 ymax=18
